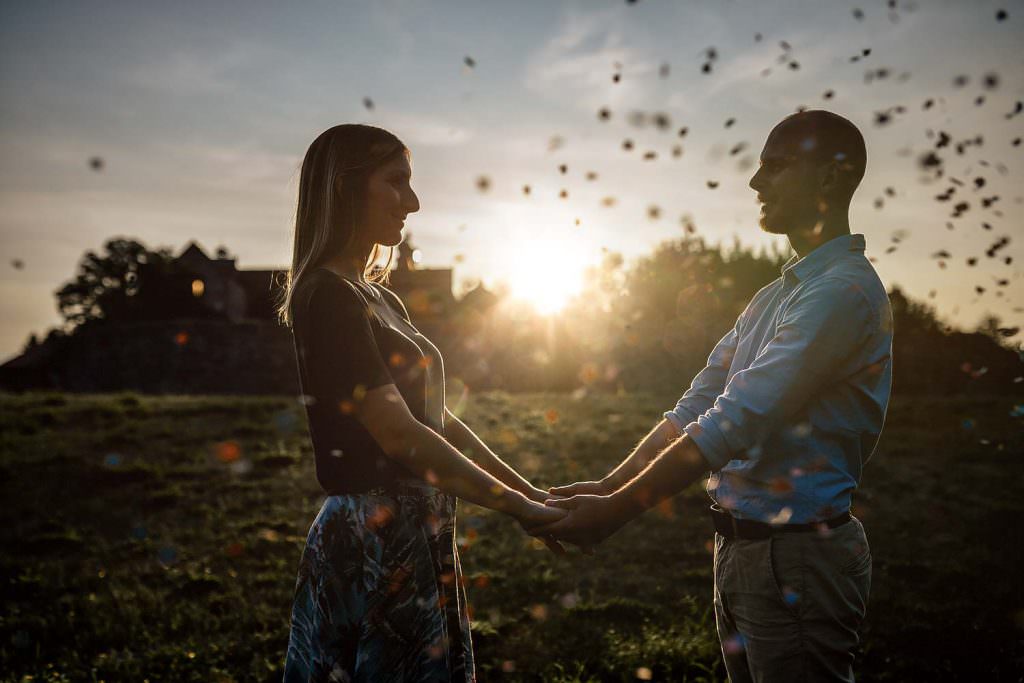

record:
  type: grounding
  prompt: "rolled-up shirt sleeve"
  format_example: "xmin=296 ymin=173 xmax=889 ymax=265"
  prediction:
xmin=684 ymin=276 xmax=876 ymax=471
xmin=663 ymin=322 xmax=739 ymax=434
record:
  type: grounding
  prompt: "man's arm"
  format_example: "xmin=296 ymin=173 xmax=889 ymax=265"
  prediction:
xmin=537 ymin=433 xmax=711 ymax=547
xmin=549 ymin=419 xmax=680 ymax=496
xmin=662 ymin=321 xmax=741 ymax=435
xmin=540 ymin=276 xmax=879 ymax=546
xmin=681 ymin=276 xmax=877 ymax=471
xmin=550 ymin=321 xmax=740 ymax=497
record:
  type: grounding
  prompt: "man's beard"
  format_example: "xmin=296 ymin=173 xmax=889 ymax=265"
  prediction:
xmin=759 ymin=202 xmax=816 ymax=235
xmin=758 ymin=204 xmax=790 ymax=235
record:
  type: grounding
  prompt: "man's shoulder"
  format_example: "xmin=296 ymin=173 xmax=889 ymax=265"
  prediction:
xmin=748 ymin=277 xmax=784 ymax=311
xmin=800 ymin=258 xmax=891 ymax=330
xmin=830 ymin=255 xmax=890 ymax=310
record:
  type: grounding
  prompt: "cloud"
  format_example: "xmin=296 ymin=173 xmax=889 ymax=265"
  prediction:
xmin=117 ymin=40 xmax=285 ymax=96
xmin=523 ymin=7 xmax=658 ymax=110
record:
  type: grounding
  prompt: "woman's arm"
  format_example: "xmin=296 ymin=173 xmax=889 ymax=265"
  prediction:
xmin=296 ymin=277 xmax=563 ymax=531
xmin=354 ymin=384 xmax=563 ymax=530
xmin=443 ymin=408 xmax=550 ymax=503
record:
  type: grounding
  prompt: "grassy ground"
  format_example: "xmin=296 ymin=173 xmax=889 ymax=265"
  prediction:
xmin=0 ymin=391 xmax=1022 ymax=682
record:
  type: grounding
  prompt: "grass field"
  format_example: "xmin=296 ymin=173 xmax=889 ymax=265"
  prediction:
xmin=1 ymin=391 xmax=1022 ymax=682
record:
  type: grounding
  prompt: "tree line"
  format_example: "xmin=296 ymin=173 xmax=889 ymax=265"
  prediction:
xmin=22 ymin=236 xmax=1023 ymax=396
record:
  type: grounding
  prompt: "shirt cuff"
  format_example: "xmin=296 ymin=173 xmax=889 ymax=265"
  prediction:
xmin=682 ymin=414 xmax=732 ymax=471
xmin=662 ymin=410 xmax=688 ymax=435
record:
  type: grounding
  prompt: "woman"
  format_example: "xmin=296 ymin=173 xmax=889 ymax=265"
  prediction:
xmin=277 ymin=124 xmax=564 ymax=682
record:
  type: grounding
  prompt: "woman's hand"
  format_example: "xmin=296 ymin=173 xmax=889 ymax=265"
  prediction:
xmin=513 ymin=498 xmax=569 ymax=554
xmin=526 ymin=485 xmax=561 ymax=504
xmin=547 ymin=480 xmax=613 ymax=497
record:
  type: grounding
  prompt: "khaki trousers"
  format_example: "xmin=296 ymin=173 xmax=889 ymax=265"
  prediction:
xmin=713 ymin=517 xmax=871 ymax=682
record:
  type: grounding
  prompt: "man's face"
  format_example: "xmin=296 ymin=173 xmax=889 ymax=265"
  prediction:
xmin=748 ymin=128 xmax=823 ymax=235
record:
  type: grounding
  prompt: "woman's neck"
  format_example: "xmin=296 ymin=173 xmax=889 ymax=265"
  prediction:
xmin=321 ymin=247 xmax=371 ymax=282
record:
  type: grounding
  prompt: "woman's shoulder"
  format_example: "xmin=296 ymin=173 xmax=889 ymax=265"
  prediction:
xmin=293 ymin=269 xmax=374 ymax=322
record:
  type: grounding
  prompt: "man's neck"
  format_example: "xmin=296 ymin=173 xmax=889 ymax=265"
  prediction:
xmin=787 ymin=213 xmax=851 ymax=258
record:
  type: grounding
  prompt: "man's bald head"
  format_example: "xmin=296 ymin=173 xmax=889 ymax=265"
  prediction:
xmin=768 ymin=110 xmax=867 ymax=198
xmin=750 ymin=110 xmax=867 ymax=238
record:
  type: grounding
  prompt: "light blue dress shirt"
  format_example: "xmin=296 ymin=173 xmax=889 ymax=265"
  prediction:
xmin=664 ymin=233 xmax=893 ymax=524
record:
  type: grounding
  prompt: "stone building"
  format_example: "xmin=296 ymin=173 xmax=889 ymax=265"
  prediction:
xmin=0 ymin=239 xmax=496 ymax=394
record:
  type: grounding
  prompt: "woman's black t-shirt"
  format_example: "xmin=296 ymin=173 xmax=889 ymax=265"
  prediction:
xmin=290 ymin=267 xmax=446 ymax=494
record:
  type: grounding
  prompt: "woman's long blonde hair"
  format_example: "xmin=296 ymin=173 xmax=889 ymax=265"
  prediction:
xmin=276 ymin=124 xmax=407 ymax=327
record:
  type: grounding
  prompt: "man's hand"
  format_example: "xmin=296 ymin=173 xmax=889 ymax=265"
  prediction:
xmin=547 ymin=480 xmax=612 ymax=497
xmin=527 ymin=485 xmax=566 ymax=504
xmin=532 ymin=494 xmax=632 ymax=548
xmin=513 ymin=497 xmax=569 ymax=555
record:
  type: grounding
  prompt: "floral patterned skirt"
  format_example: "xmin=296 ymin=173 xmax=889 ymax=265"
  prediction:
xmin=283 ymin=482 xmax=475 ymax=682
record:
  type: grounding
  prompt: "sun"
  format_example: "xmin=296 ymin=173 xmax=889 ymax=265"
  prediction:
xmin=504 ymin=236 xmax=592 ymax=315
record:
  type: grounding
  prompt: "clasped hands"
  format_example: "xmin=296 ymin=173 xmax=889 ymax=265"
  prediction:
xmin=519 ymin=480 xmax=632 ymax=554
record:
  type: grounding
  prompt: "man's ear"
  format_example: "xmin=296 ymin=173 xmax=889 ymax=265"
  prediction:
xmin=819 ymin=159 xmax=842 ymax=195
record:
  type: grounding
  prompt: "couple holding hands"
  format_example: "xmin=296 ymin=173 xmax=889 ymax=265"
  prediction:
xmin=281 ymin=110 xmax=893 ymax=683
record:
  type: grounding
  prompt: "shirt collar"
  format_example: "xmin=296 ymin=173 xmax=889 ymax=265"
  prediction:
xmin=781 ymin=233 xmax=865 ymax=282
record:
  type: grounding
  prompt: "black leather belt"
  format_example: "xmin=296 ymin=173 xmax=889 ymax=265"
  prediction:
xmin=709 ymin=504 xmax=851 ymax=540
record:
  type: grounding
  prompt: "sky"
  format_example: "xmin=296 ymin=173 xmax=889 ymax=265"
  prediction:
xmin=1 ymin=0 xmax=1022 ymax=363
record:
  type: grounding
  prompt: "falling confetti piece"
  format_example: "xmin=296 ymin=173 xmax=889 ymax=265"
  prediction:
xmin=214 ymin=441 xmax=241 ymax=463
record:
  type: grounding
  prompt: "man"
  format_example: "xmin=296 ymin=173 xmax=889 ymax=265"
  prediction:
xmin=537 ymin=110 xmax=893 ymax=682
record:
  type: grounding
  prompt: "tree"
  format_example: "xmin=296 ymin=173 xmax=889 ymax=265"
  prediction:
xmin=55 ymin=238 xmax=173 ymax=330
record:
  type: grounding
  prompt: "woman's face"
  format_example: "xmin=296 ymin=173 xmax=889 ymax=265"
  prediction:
xmin=361 ymin=152 xmax=419 ymax=247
